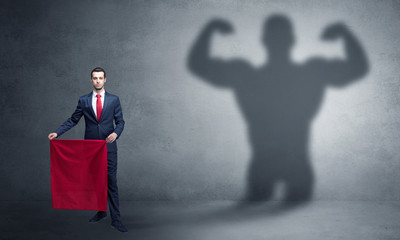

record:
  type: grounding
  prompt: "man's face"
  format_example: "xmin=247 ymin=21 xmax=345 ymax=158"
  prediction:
xmin=91 ymin=72 xmax=106 ymax=91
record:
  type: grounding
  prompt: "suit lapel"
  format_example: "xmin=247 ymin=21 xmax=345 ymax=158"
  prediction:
xmin=100 ymin=92 xmax=110 ymax=122
xmin=87 ymin=92 xmax=97 ymax=120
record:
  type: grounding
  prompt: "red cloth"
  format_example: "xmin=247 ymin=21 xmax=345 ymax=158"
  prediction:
xmin=50 ymin=139 xmax=107 ymax=211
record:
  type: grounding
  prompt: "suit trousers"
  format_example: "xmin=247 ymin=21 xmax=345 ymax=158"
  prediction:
xmin=104 ymin=152 xmax=120 ymax=221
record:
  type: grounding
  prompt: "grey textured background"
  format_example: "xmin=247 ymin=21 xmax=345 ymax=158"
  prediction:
xmin=1 ymin=0 xmax=400 ymax=201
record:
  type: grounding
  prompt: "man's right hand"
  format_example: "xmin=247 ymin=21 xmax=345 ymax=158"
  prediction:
xmin=48 ymin=133 xmax=58 ymax=140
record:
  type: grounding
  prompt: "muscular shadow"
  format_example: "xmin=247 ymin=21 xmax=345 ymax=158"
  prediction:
xmin=187 ymin=15 xmax=368 ymax=202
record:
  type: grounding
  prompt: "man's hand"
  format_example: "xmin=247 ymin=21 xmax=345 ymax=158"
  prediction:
xmin=48 ymin=133 xmax=58 ymax=140
xmin=106 ymin=133 xmax=118 ymax=143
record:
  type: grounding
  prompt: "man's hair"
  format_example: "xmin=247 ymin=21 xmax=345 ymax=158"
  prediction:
xmin=91 ymin=67 xmax=106 ymax=78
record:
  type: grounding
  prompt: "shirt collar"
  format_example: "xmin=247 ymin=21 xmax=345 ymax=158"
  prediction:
xmin=93 ymin=90 xmax=105 ymax=98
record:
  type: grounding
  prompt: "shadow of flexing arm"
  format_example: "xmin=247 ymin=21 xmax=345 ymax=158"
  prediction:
xmin=188 ymin=15 xmax=368 ymax=202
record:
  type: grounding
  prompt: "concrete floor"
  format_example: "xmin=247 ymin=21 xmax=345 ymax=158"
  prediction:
xmin=1 ymin=200 xmax=400 ymax=240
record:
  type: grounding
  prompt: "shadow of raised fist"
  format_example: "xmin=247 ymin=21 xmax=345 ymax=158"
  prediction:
xmin=322 ymin=23 xmax=350 ymax=41
xmin=208 ymin=19 xmax=234 ymax=34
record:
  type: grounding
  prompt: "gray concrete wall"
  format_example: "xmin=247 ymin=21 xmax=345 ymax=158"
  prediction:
xmin=1 ymin=0 xmax=399 ymax=201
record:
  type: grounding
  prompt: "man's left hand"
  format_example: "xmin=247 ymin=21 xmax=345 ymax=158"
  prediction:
xmin=106 ymin=133 xmax=118 ymax=143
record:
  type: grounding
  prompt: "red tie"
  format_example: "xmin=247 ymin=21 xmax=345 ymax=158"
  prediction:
xmin=96 ymin=94 xmax=102 ymax=122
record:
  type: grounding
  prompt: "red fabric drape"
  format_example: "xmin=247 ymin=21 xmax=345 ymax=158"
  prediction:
xmin=50 ymin=139 xmax=107 ymax=211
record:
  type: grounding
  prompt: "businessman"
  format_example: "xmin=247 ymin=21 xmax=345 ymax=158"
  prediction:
xmin=48 ymin=67 xmax=127 ymax=232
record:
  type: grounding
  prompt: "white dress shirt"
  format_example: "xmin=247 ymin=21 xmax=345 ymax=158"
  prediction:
xmin=92 ymin=90 xmax=105 ymax=119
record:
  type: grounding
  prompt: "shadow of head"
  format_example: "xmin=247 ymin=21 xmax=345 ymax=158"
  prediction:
xmin=262 ymin=15 xmax=294 ymax=56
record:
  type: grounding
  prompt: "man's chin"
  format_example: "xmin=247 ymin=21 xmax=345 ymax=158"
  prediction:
xmin=95 ymin=87 xmax=103 ymax=91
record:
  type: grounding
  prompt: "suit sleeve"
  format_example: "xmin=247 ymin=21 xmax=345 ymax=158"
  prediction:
xmin=113 ymin=97 xmax=125 ymax=138
xmin=55 ymin=99 xmax=84 ymax=137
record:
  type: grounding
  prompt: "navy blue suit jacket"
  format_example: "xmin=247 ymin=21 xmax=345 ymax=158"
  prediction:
xmin=55 ymin=92 xmax=125 ymax=153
